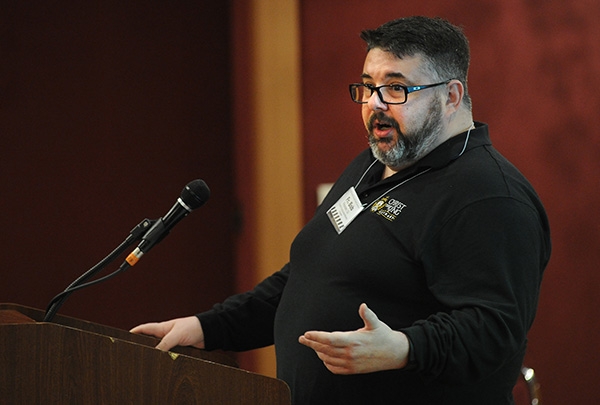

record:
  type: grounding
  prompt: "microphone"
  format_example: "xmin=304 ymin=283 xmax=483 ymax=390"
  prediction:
xmin=123 ymin=179 xmax=210 ymax=267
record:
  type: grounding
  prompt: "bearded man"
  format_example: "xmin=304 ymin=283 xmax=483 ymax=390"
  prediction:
xmin=132 ymin=16 xmax=551 ymax=405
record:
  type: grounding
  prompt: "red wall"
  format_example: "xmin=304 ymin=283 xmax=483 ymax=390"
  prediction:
xmin=0 ymin=2 xmax=235 ymax=330
xmin=300 ymin=1 xmax=600 ymax=403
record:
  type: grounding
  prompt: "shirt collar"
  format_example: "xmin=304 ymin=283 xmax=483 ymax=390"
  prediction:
xmin=369 ymin=122 xmax=491 ymax=182
xmin=413 ymin=121 xmax=491 ymax=170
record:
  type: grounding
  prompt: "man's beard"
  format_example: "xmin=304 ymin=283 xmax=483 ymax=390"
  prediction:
xmin=368 ymin=99 xmax=444 ymax=169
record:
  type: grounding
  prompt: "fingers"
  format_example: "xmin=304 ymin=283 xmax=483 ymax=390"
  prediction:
xmin=299 ymin=329 xmax=360 ymax=375
xmin=299 ymin=333 xmax=356 ymax=374
xmin=299 ymin=303 xmax=379 ymax=347
xmin=129 ymin=322 xmax=168 ymax=339
xmin=299 ymin=333 xmax=346 ymax=358
xmin=299 ymin=303 xmax=375 ymax=350
xmin=130 ymin=320 xmax=177 ymax=351
xmin=298 ymin=303 xmax=406 ymax=375
xmin=301 ymin=330 xmax=348 ymax=346
xmin=156 ymin=327 xmax=179 ymax=351
xmin=358 ymin=303 xmax=380 ymax=330
xmin=130 ymin=316 xmax=205 ymax=352
xmin=318 ymin=355 xmax=354 ymax=375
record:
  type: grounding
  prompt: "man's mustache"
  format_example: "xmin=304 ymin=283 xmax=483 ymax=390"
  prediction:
xmin=368 ymin=112 xmax=401 ymax=133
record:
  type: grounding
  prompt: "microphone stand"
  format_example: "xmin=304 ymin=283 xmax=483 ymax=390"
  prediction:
xmin=43 ymin=218 xmax=157 ymax=322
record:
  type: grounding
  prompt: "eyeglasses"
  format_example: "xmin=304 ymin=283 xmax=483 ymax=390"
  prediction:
xmin=349 ymin=80 xmax=451 ymax=105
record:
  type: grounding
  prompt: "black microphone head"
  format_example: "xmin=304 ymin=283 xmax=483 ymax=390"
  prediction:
xmin=181 ymin=179 xmax=210 ymax=210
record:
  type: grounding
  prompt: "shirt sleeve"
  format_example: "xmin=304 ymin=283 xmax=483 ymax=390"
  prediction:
xmin=197 ymin=263 xmax=290 ymax=351
xmin=401 ymin=197 xmax=550 ymax=383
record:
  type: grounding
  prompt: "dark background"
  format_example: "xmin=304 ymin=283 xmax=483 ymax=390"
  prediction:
xmin=0 ymin=2 xmax=235 ymax=328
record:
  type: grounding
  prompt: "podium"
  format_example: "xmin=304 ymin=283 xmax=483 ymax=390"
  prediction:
xmin=0 ymin=303 xmax=290 ymax=404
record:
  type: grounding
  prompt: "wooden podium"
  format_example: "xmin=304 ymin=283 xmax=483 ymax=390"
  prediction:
xmin=0 ymin=303 xmax=290 ymax=404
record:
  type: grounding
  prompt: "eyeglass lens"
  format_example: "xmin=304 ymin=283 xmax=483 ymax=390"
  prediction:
xmin=352 ymin=85 xmax=407 ymax=104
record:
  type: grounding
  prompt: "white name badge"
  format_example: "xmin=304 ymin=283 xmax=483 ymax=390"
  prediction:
xmin=326 ymin=187 xmax=364 ymax=234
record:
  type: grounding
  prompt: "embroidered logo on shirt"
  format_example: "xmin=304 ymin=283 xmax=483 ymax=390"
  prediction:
xmin=370 ymin=196 xmax=406 ymax=222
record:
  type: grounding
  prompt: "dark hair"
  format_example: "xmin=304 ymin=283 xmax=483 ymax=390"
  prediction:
xmin=360 ymin=16 xmax=471 ymax=109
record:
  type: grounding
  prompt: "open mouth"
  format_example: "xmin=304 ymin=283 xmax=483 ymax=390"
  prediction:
xmin=371 ymin=119 xmax=395 ymax=140
xmin=375 ymin=122 xmax=392 ymax=131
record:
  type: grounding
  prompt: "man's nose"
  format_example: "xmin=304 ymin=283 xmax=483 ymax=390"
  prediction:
xmin=367 ymin=90 xmax=388 ymax=111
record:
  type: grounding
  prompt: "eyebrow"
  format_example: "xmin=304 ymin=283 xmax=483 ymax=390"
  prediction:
xmin=361 ymin=72 xmax=407 ymax=80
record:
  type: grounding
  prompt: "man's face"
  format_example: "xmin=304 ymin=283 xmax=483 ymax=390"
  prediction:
xmin=360 ymin=48 xmax=447 ymax=170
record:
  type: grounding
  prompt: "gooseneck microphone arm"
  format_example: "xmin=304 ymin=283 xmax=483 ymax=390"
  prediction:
xmin=43 ymin=218 xmax=156 ymax=322
xmin=43 ymin=179 xmax=211 ymax=323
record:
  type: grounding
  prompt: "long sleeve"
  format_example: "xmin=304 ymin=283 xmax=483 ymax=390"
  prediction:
xmin=197 ymin=263 xmax=290 ymax=351
xmin=403 ymin=195 xmax=550 ymax=384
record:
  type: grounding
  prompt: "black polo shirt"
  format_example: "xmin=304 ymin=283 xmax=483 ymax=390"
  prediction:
xmin=199 ymin=122 xmax=551 ymax=405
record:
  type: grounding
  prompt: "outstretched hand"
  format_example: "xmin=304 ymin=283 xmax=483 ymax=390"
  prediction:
xmin=298 ymin=303 xmax=410 ymax=374
xmin=130 ymin=316 xmax=205 ymax=352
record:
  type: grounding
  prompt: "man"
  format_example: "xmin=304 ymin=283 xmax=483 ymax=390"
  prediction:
xmin=131 ymin=16 xmax=550 ymax=404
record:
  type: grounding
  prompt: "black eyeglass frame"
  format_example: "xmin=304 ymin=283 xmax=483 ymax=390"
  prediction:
xmin=349 ymin=80 xmax=452 ymax=105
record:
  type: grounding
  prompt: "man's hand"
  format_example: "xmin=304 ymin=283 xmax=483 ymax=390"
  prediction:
xmin=298 ymin=303 xmax=410 ymax=374
xmin=130 ymin=316 xmax=205 ymax=351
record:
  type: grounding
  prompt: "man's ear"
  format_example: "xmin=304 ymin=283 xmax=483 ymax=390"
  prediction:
xmin=445 ymin=79 xmax=464 ymax=113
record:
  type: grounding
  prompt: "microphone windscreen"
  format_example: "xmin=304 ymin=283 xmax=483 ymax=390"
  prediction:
xmin=181 ymin=179 xmax=210 ymax=210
